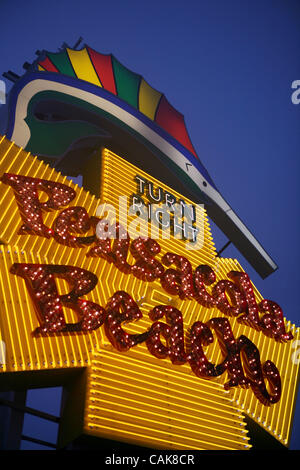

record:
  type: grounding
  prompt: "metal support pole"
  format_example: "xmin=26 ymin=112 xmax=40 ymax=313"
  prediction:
xmin=0 ymin=390 xmax=27 ymax=450
xmin=0 ymin=397 xmax=60 ymax=423
xmin=21 ymin=434 xmax=57 ymax=449
xmin=216 ymin=240 xmax=232 ymax=257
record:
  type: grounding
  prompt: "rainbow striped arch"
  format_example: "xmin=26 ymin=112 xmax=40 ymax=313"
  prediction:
xmin=37 ymin=46 xmax=198 ymax=160
xmin=1 ymin=42 xmax=278 ymax=279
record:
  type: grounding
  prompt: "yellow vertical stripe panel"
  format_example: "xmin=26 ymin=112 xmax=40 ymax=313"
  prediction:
xmin=100 ymin=148 xmax=217 ymax=264
xmin=138 ymin=78 xmax=162 ymax=120
xmin=0 ymin=137 xmax=100 ymax=262
xmin=67 ymin=48 xmax=102 ymax=87
xmin=211 ymin=258 xmax=300 ymax=448
xmin=0 ymin=246 xmax=96 ymax=373
xmin=84 ymin=347 xmax=250 ymax=450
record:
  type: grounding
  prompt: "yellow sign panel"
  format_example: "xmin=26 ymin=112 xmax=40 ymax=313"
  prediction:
xmin=0 ymin=135 xmax=299 ymax=449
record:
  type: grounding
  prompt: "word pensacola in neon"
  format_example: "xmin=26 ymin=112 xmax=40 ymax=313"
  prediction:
xmin=0 ymin=172 xmax=293 ymax=344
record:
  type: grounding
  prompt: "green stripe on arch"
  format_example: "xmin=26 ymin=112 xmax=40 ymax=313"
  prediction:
xmin=111 ymin=56 xmax=140 ymax=109
xmin=47 ymin=51 xmax=77 ymax=78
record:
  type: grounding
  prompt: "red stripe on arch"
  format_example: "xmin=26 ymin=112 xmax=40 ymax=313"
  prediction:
xmin=155 ymin=95 xmax=198 ymax=158
xmin=87 ymin=47 xmax=117 ymax=95
xmin=38 ymin=56 xmax=59 ymax=73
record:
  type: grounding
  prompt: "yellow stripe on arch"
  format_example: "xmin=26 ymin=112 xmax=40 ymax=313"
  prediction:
xmin=138 ymin=78 xmax=162 ymax=121
xmin=67 ymin=48 xmax=102 ymax=87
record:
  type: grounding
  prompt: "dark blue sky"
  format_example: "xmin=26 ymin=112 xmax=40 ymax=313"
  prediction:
xmin=0 ymin=0 xmax=299 ymax=450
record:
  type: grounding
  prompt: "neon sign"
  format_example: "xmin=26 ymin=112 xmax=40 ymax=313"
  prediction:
xmin=1 ymin=172 xmax=292 ymax=341
xmin=0 ymin=140 xmax=298 ymax=449
xmin=11 ymin=260 xmax=282 ymax=406
xmin=1 ymin=171 xmax=293 ymax=406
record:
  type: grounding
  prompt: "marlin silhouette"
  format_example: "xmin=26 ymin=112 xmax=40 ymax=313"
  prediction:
xmin=1 ymin=43 xmax=277 ymax=279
